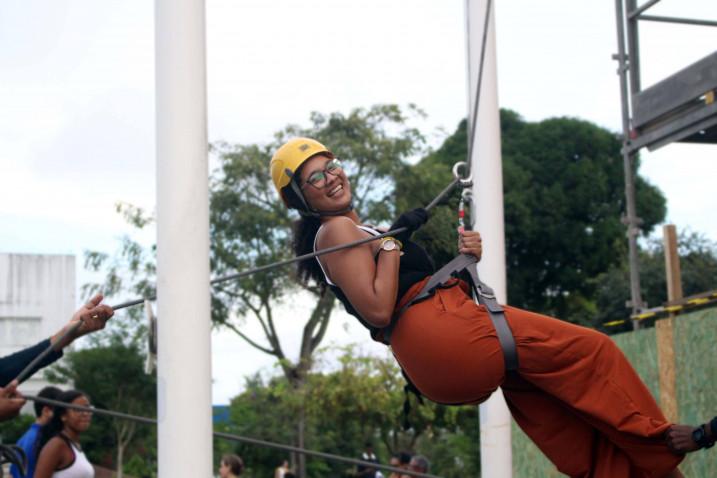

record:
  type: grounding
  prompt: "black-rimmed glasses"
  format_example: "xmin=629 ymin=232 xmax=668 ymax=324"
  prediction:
xmin=301 ymin=158 xmax=343 ymax=190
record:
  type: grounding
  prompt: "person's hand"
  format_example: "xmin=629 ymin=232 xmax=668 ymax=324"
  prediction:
xmin=389 ymin=208 xmax=429 ymax=243
xmin=0 ymin=380 xmax=26 ymax=421
xmin=665 ymin=424 xmax=708 ymax=453
xmin=459 ymin=230 xmax=483 ymax=261
xmin=51 ymin=294 xmax=114 ymax=348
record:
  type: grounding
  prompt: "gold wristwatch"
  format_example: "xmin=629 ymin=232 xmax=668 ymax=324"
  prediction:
xmin=378 ymin=237 xmax=403 ymax=252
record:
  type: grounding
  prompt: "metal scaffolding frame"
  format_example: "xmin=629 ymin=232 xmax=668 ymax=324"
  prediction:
xmin=613 ymin=0 xmax=717 ymax=328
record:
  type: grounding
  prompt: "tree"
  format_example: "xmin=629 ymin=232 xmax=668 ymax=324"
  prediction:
xmin=220 ymin=346 xmax=479 ymax=478
xmin=0 ymin=413 xmax=34 ymax=444
xmin=594 ymin=230 xmax=717 ymax=332
xmin=209 ymin=104 xmax=426 ymax=476
xmin=395 ymin=111 xmax=667 ymax=325
xmin=86 ymin=104 xmax=427 ymax=477
xmin=46 ymin=338 xmax=157 ymax=477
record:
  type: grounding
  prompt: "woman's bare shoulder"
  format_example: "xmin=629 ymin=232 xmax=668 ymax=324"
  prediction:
xmin=42 ymin=436 xmax=68 ymax=452
xmin=317 ymin=217 xmax=364 ymax=247
xmin=37 ymin=436 xmax=70 ymax=465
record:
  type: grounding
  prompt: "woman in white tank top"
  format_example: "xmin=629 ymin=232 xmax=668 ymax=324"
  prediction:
xmin=35 ymin=390 xmax=95 ymax=478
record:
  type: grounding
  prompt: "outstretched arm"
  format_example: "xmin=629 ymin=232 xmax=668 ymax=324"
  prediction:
xmin=50 ymin=293 xmax=114 ymax=349
xmin=0 ymin=294 xmax=114 ymax=386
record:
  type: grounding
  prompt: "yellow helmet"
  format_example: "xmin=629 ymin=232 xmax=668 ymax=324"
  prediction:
xmin=270 ymin=137 xmax=331 ymax=201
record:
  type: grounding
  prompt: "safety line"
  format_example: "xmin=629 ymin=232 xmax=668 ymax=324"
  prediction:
xmin=14 ymin=176 xmax=465 ymax=385
xmin=23 ymin=395 xmax=443 ymax=478
xmin=465 ymin=0 xmax=493 ymax=173
xmin=111 ymin=177 xmax=462 ymax=312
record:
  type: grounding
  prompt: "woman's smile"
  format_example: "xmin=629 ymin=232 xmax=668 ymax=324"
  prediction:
xmin=326 ymin=182 xmax=344 ymax=198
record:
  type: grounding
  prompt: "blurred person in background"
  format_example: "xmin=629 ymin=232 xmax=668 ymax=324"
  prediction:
xmin=10 ymin=386 xmax=63 ymax=478
xmin=34 ymin=390 xmax=94 ymax=478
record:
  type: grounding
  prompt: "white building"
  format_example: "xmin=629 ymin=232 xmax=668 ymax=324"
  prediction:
xmin=0 ymin=253 xmax=75 ymax=401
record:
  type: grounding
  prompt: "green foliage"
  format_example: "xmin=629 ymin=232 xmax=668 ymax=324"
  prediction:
xmin=209 ymin=104 xmax=426 ymax=317
xmin=396 ymin=111 xmax=667 ymax=325
xmin=594 ymin=230 xmax=717 ymax=332
xmin=45 ymin=341 xmax=156 ymax=474
xmin=0 ymin=412 xmax=35 ymax=444
xmin=222 ymin=347 xmax=480 ymax=477
xmin=86 ymin=104 xmax=428 ymax=477
xmin=82 ymin=203 xmax=156 ymax=346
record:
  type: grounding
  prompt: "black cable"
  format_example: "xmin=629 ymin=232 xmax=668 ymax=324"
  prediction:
xmin=14 ymin=170 xmax=469 ymax=473
xmin=465 ymin=0 xmax=493 ymax=174
xmin=108 ymin=176 xmax=462 ymax=312
xmin=14 ymin=175 xmax=464 ymax=388
xmin=24 ymin=394 xmax=443 ymax=478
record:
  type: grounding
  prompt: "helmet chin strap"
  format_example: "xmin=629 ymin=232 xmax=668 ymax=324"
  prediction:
xmin=297 ymin=203 xmax=354 ymax=218
xmin=286 ymin=169 xmax=354 ymax=218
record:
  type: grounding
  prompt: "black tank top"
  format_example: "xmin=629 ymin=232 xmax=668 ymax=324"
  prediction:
xmin=314 ymin=225 xmax=435 ymax=340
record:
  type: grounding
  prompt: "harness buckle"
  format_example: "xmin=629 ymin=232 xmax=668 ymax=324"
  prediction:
xmin=478 ymin=288 xmax=496 ymax=300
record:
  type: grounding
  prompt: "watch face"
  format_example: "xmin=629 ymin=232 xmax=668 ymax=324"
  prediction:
xmin=382 ymin=240 xmax=397 ymax=251
xmin=693 ymin=427 xmax=705 ymax=442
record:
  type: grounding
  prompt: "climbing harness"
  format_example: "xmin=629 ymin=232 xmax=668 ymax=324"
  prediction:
xmin=394 ymin=252 xmax=519 ymax=429
xmin=10 ymin=0 xmax=501 ymax=473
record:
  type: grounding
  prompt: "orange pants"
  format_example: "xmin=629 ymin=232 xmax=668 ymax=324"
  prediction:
xmin=390 ymin=278 xmax=684 ymax=478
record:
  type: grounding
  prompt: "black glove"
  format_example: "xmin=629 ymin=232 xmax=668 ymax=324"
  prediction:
xmin=389 ymin=208 xmax=429 ymax=243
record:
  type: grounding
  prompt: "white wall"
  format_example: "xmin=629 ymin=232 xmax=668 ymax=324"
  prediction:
xmin=0 ymin=253 xmax=75 ymax=397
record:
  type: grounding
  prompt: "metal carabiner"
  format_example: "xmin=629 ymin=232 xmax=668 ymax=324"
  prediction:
xmin=451 ymin=161 xmax=473 ymax=187
xmin=457 ymin=188 xmax=473 ymax=233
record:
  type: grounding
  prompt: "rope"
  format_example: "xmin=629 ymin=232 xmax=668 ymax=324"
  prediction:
xmin=13 ymin=137 xmax=473 ymax=476
xmin=465 ymin=0 xmax=493 ymax=176
xmin=14 ymin=172 xmax=469 ymax=384
xmin=110 ymin=176 xmax=465 ymax=312
xmin=23 ymin=395 xmax=444 ymax=478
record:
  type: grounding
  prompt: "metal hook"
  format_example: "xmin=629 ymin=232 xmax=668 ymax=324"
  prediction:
xmin=452 ymin=161 xmax=473 ymax=187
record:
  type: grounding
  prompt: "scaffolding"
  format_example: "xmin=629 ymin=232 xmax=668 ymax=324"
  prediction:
xmin=613 ymin=0 xmax=717 ymax=328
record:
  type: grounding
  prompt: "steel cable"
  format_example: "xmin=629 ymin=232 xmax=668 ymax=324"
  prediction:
xmin=24 ymin=394 xmax=444 ymax=478
xmin=15 ymin=173 xmax=468 ymax=384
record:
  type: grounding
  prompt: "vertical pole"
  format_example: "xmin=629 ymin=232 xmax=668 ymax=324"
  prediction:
xmin=663 ymin=225 xmax=683 ymax=304
xmin=614 ymin=0 xmax=645 ymax=327
xmin=626 ymin=0 xmax=641 ymax=94
xmin=155 ymin=0 xmax=212 ymax=476
xmin=655 ymin=224 xmax=681 ymax=423
xmin=465 ymin=1 xmax=512 ymax=476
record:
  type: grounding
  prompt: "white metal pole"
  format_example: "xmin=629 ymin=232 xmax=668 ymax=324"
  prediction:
xmin=465 ymin=1 xmax=513 ymax=476
xmin=155 ymin=0 xmax=212 ymax=476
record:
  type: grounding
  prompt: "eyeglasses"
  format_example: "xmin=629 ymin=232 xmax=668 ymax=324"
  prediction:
xmin=301 ymin=158 xmax=343 ymax=190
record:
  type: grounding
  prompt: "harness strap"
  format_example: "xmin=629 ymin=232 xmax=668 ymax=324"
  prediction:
xmin=385 ymin=253 xmax=519 ymax=372
xmin=463 ymin=262 xmax=519 ymax=372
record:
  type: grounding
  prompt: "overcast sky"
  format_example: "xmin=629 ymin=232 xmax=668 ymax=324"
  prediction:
xmin=1 ymin=1 xmax=715 ymax=404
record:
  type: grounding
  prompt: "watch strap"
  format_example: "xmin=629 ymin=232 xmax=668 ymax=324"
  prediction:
xmin=693 ymin=424 xmax=716 ymax=449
